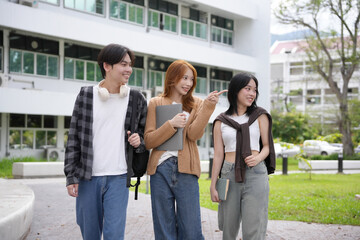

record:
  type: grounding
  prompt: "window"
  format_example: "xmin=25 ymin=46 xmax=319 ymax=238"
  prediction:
xmin=210 ymin=69 xmax=232 ymax=96
xmin=9 ymin=114 xmax=58 ymax=150
xmin=64 ymin=0 xmax=104 ymax=15
xmin=181 ymin=7 xmax=207 ymax=40
xmin=9 ymin=33 xmax=59 ymax=77
xmin=0 ymin=30 xmax=3 ymax=71
xmin=9 ymin=50 xmax=59 ymax=77
xmin=194 ymin=66 xmax=207 ymax=94
xmin=195 ymin=77 xmax=207 ymax=94
xmin=128 ymin=68 xmax=144 ymax=87
xmin=148 ymin=70 xmax=165 ymax=88
xmin=64 ymin=43 xmax=102 ymax=81
xmin=290 ymin=62 xmax=304 ymax=75
xmin=40 ymin=0 xmax=59 ymax=4
xmin=0 ymin=47 xmax=2 ymax=72
xmin=148 ymin=0 xmax=178 ymax=33
xmin=211 ymin=15 xmax=233 ymax=45
xmin=110 ymin=0 xmax=144 ymax=25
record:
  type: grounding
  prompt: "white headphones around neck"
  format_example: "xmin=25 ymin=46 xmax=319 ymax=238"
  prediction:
xmin=98 ymin=80 xmax=129 ymax=101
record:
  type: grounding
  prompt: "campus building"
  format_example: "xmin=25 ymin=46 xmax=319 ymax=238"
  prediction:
xmin=270 ymin=39 xmax=360 ymax=131
xmin=0 ymin=0 xmax=270 ymax=162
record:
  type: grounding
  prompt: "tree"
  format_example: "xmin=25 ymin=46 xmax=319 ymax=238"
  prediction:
xmin=272 ymin=111 xmax=316 ymax=144
xmin=274 ymin=0 xmax=360 ymax=155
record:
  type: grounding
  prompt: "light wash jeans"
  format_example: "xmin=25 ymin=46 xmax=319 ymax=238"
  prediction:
xmin=150 ymin=156 xmax=204 ymax=240
xmin=218 ymin=161 xmax=269 ymax=240
xmin=76 ymin=174 xmax=129 ymax=240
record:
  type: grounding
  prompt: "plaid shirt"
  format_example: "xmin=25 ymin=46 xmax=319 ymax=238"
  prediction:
xmin=64 ymin=86 xmax=147 ymax=186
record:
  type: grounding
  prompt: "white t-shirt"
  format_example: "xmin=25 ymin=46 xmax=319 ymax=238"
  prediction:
xmin=221 ymin=114 xmax=260 ymax=152
xmin=158 ymin=102 xmax=190 ymax=166
xmin=92 ymin=85 xmax=130 ymax=176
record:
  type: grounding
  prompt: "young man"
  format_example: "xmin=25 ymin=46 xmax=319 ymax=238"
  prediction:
xmin=64 ymin=43 xmax=147 ymax=240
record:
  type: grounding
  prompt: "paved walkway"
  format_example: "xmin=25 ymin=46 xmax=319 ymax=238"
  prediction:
xmin=10 ymin=177 xmax=359 ymax=240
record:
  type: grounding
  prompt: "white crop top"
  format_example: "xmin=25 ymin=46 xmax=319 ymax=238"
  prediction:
xmin=221 ymin=114 xmax=260 ymax=152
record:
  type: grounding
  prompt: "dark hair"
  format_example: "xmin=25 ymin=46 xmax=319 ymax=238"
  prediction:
xmin=225 ymin=72 xmax=259 ymax=116
xmin=97 ymin=43 xmax=135 ymax=78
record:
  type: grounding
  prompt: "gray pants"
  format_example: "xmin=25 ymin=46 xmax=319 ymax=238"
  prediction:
xmin=218 ymin=160 xmax=269 ymax=240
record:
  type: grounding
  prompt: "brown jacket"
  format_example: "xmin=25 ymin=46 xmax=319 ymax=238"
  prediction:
xmin=145 ymin=96 xmax=216 ymax=177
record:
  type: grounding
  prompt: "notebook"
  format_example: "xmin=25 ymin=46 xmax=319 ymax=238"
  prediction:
xmin=156 ymin=104 xmax=183 ymax=151
xmin=216 ymin=178 xmax=230 ymax=201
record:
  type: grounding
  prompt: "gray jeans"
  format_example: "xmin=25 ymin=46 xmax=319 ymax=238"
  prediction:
xmin=218 ymin=160 xmax=269 ymax=240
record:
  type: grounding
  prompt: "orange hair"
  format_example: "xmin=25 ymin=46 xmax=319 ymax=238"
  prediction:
xmin=161 ymin=60 xmax=197 ymax=112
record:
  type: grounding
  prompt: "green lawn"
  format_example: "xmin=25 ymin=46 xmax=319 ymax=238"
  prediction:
xmin=133 ymin=173 xmax=360 ymax=226
xmin=0 ymin=157 xmax=48 ymax=178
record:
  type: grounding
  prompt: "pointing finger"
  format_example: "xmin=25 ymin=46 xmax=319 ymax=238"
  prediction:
xmin=215 ymin=90 xmax=228 ymax=96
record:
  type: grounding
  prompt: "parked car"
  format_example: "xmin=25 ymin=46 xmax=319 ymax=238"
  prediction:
xmin=303 ymin=140 xmax=342 ymax=156
xmin=330 ymin=143 xmax=343 ymax=148
xmin=274 ymin=142 xmax=301 ymax=158
xmin=355 ymin=145 xmax=360 ymax=154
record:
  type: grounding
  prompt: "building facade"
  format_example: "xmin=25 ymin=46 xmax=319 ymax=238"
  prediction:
xmin=0 ymin=0 xmax=270 ymax=161
xmin=270 ymin=39 xmax=360 ymax=131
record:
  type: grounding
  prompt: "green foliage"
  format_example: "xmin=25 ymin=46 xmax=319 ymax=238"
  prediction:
xmin=0 ymin=157 xmax=47 ymax=178
xmin=316 ymin=133 xmax=342 ymax=143
xmin=271 ymin=111 xmax=316 ymax=144
xmin=349 ymin=99 xmax=360 ymax=128
xmin=310 ymin=153 xmax=360 ymax=160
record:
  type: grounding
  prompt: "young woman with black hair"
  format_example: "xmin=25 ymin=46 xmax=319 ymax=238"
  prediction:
xmin=210 ymin=72 xmax=276 ymax=240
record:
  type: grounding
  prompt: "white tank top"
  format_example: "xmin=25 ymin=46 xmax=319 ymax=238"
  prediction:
xmin=221 ymin=114 xmax=260 ymax=152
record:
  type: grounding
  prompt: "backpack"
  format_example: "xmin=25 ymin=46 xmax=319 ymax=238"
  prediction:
xmin=127 ymin=90 xmax=149 ymax=200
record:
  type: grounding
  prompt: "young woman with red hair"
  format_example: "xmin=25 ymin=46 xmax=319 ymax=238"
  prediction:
xmin=144 ymin=59 xmax=226 ymax=240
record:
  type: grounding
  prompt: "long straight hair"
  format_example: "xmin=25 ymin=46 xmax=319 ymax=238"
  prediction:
xmin=225 ymin=72 xmax=259 ymax=116
xmin=161 ymin=60 xmax=197 ymax=112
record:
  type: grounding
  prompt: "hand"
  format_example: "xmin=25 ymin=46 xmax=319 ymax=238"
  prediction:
xmin=210 ymin=185 xmax=221 ymax=203
xmin=169 ymin=113 xmax=187 ymax=128
xmin=244 ymin=155 xmax=261 ymax=167
xmin=67 ymin=184 xmax=79 ymax=197
xmin=127 ymin=131 xmax=141 ymax=148
xmin=206 ymin=90 xmax=228 ymax=104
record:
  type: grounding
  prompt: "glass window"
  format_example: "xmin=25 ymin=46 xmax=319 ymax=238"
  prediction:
xmin=37 ymin=54 xmax=47 ymax=76
xmin=64 ymin=131 xmax=69 ymax=146
xmin=9 ymin=130 xmax=21 ymax=149
xmin=27 ymin=115 xmax=42 ymax=128
xmin=110 ymin=1 xmax=144 ymax=24
xmin=210 ymin=79 xmax=229 ymax=94
xmin=96 ymin=65 xmax=103 ymax=81
xmin=65 ymin=0 xmax=104 ymax=15
xmin=41 ymin=0 xmax=59 ymax=4
xmin=23 ymin=52 xmax=34 ymax=74
xmin=0 ymin=47 xmax=3 ymax=72
xmin=44 ymin=115 xmax=57 ymax=128
xmin=149 ymin=10 xmax=159 ymax=27
xmin=86 ymin=62 xmax=95 ymax=81
xmin=128 ymin=68 xmax=143 ymax=87
xmin=10 ymin=49 xmax=58 ymax=77
xmin=48 ymin=56 xmax=58 ymax=77
xmin=36 ymin=131 xmax=46 ymax=149
xmin=10 ymin=49 xmax=22 ymax=73
xmin=148 ymin=70 xmax=165 ymax=88
xmin=47 ymin=131 xmax=57 ymax=146
xmin=23 ymin=130 xmax=34 ymax=149
xmin=10 ymin=114 xmax=25 ymax=127
xmin=195 ymin=77 xmax=207 ymax=94
xmin=64 ymin=116 xmax=71 ymax=129
xmin=211 ymin=27 xmax=232 ymax=45
xmin=76 ymin=60 xmax=85 ymax=80
xmin=65 ymin=58 xmax=74 ymax=79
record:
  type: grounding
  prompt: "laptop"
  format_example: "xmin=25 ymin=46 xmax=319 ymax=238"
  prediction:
xmin=156 ymin=104 xmax=183 ymax=151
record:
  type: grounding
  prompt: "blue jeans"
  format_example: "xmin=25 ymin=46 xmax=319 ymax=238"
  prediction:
xmin=150 ymin=157 xmax=204 ymax=240
xmin=76 ymin=174 xmax=129 ymax=240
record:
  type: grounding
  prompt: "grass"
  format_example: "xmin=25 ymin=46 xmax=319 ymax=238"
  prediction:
xmin=133 ymin=173 xmax=360 ymax=226
xmin=0 ymin=157 xmax=48 ymax=178
xmin=275 ymin=157 xmax=299 ymax=171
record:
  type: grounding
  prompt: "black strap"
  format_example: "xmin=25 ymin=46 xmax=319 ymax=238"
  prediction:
xmin=128 ymin=90 xmax=140 ymax=200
